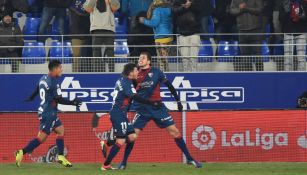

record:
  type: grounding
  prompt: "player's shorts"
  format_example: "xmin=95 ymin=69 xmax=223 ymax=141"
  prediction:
xmin=38 ymin=111 xmax=62 ymax=135
xmin=132 ymin=104 xmax=175 ymax=129
xmin=109 ymin=109 xmax=135 ymax=138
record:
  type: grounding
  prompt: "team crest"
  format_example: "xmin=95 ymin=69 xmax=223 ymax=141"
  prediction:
xmin=148 ymin=73 xmax=153 ymax=78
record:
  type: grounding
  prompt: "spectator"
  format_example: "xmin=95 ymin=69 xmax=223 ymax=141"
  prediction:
xmin=38 ymin=0 xmax=73 ymax=42
xmin=28 ymin=0 xmax=44 ymax=16
xmin=172 ymin=0 xmax=202 ymax=72
xmin=199 ymin=0 xmax=214 ymax=40
xmin=121 ymin=0 xmax=153 ymax=18
xmin=279 ymin=0 xmax=307 ymax=71
xmin=273 ymin=0 xmax=283 ymax=39
xmin=213 ymin=0 xmax=237 ymax=42
xmin=84 ymin=0 xmax=120 ymax=72
xmin=69 ymin=0 xmax=91 ymax=72
xmin=230 ymin=0 xmax=264 ymax=71
xmin=0 ymin=0 xmax=15 ymax=19
xmin=140 ymin=0 xmax=173 ymax=71
xmin=0 ymin=13 xmax=23 ymax=72
xmin=128 ymin=11 xmax=156 ymax=63
xmin=1 ymin=0 xmax=29 ymax=18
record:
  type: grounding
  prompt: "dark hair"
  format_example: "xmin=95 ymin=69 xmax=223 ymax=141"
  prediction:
xmin=48 ymin=60 xmax=62 ymax=71
xmin=140 ymin=51 xmax=151 ymax=61
xmin=122 ymin=63 xmax=137 ymax=76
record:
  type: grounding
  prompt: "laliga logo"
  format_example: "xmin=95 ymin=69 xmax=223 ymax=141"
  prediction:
xmin=297 ymin=131 xmax=307 ymax=149
xmin=192 ymin=125 xmax=217 ymax=150
xmin=192 ymin=126 xmax=289 ymax=151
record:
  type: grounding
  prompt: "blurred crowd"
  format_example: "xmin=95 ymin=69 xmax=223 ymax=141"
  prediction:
xmin=0 ymin=0 xmax=307 ymax=72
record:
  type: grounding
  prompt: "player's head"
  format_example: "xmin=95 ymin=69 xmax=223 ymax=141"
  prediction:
xmin=48 ymin=60 xmax=63 ymax=77
xmin=122 ymin=63 xmax=138 ymax=79
xmin=138 ymin=51 xmax=151 ymax=68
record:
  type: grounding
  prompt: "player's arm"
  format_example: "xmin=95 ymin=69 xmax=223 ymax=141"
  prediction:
xmin=25 ymin=85 xmax=39 ymax=102
xmin=124 ymin=82 xmax=161 ymax=107
xmin=131 ymin=94 xmax=162 ymax=107
xmin=53 ymin=84 xmax=82 ymax=107
xmin=160 ymin=70 xmax=183 ymax=111
xmin=55 ymin=97 xmax=82 ymax=107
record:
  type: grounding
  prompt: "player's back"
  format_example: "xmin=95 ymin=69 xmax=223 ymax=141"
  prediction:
xmin=111 ymin=77 xmax=135 ymax=112
xmin=37 ymin=75 xmax=60 ymax=115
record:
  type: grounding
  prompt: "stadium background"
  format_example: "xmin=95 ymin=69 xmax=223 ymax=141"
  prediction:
xmin=1 ymin=0 xmax=307 ymax=174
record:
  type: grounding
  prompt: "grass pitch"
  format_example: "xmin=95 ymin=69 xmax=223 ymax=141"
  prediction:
xmin=0 ymin=162 xmax=307 ymax=175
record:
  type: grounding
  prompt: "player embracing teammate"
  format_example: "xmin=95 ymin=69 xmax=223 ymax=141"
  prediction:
xmin=103 ymin=52 xmax=202 ymax=170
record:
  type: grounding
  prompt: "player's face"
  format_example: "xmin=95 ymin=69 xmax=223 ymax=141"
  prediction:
xmin=129 ymin=67 xmax=139 ymax=79
xmin=53 ymin=65 xmax=63 ymax=77
xmin=138 ymin=54 xmax=150 ymax=68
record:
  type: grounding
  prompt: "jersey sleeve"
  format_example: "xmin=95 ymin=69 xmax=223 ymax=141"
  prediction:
xmin=54 ymin=83 xmax=62 ymax=98
xmin=50 ymin=79 xmax=62 ymax=98
xmin=39 ymin=79 xmax=50 ymax=92
xmin=123 ymin=80 xmax=137 ymax=97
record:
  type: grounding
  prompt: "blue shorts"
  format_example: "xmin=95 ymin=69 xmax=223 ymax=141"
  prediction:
xmin=39 ymin=112 xmax=62 ymax=135
xmin=110 ymin=109 xmax=135 ymax=138
xmin=132 ymin=104 xmax=175 ymax=129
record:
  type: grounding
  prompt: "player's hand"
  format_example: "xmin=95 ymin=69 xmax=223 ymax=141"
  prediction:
xmin=73 ymin=98 xmax=82 ymax=107
xmin=177 ymin=101 xmax=183 ymax=112
xmin=139 ymin=17 xmax=145 ymax=24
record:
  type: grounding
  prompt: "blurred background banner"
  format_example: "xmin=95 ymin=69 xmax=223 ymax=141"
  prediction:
xmin=1 ymin=111 xmax=306 ymax=163
xmin=0 ymin=72 xmax=307 ymax=111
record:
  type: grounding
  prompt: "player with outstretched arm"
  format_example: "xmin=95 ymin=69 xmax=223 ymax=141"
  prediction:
xmin=117 ymin=52 xmax=202 ymax=169
xmin=15 ymin=60 xmax=82 ymax=167
xmin=101 ymin=63 xmax=162 ymax=170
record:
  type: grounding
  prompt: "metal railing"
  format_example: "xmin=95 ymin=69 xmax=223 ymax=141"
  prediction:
xmin=0 ymin=33 xmax=306 ymax=73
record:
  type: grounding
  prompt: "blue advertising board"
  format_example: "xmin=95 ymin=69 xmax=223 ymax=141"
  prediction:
xmin=0 ymin=73 xmax=306 ymax=112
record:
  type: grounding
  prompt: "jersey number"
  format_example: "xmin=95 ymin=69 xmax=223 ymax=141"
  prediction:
xmin=40 ymin=88 xmax=46 ymax=105
xmin=111 ymin=90 xmax=119 ymax=106
xmin=121 ymin=122 xmax=127 ymax=130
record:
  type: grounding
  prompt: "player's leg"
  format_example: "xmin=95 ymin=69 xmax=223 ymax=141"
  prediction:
xmin=166 ymin=124 xmax=202 ymax=168
xmin=118 ymin=113 xmax=150 ymax=169
xmin=15 ymin=115 xmax=52 ymax=167
xmin=15 ymin=131 xmax=47 ymax=167
xmin=153 ymin=106 xmax=202 ymax=168
xmin=118 ymin=128 xmax=141 ymax=170
xmin=102 ymin=113 xmax=134 ymax=170
xmin=54 ymin=121 xmax=72 ymax=167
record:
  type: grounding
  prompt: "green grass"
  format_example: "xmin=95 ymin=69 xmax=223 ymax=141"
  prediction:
xmin=1 ymin=163 xmax=307 ymax=175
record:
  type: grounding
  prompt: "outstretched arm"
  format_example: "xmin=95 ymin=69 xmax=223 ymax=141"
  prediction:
xmin=164 ymin=80 xmax=183 ymax=111
xmin=25 ymin=85 xmax=39 ymax=102
xmin=131 ymin=94 xmax=162 ymax=107
xmin=55 ymin=97 xmax=82 ymax=107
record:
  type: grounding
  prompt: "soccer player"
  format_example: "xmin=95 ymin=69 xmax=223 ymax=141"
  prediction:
xmin=15 ymin=60 xmax=82 ymax=167
xmin=101 ymin=63 xmax=162 ymax=170
xmin=117 ymin=52 xmax=202 ymax=169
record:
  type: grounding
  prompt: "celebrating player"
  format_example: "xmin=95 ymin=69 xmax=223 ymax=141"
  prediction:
xmin=15 ymin=60 xmax=82 ymax=167
xmin=117 ymin=52 xmax=202 ymax=169
xmin=101 ymin=63 xmax=162 ymax=170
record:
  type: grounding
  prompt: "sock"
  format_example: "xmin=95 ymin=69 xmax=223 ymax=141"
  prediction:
xmin=175 ymin=137 xmax=193 ymax=161
xmin=56 ymin=136 xmax=64 ymax=155
xmin=22 ymin=138 xmax=42 ymax=154
xmin=122 ymin=141 xmax=135 ymax=165
xmin=104 ymin=143 xmax=121 ymax=166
